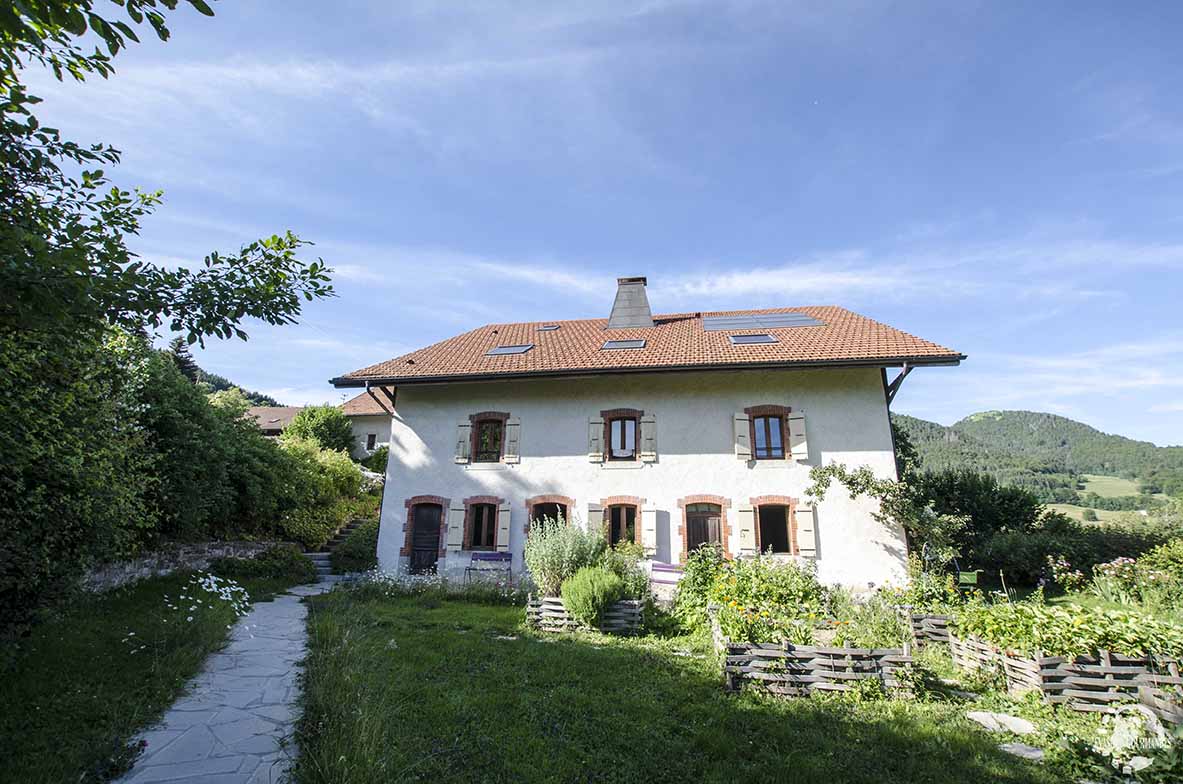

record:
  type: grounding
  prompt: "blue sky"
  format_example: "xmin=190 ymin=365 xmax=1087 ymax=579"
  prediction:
xmin=27 ymin=1 xmax=1183 ymax=444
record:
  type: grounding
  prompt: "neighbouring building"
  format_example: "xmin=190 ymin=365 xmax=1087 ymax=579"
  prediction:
xmin=330 ymin=276 xmax=963 ymax=588
xmin=246 ymin=406 xmax=304 ymax=437
xmin=342 ymin=390 xmax=394 ymax=459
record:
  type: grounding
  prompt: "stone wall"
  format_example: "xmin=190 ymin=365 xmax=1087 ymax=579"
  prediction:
xmin=82 ymin=541 xmax=282 ymax=592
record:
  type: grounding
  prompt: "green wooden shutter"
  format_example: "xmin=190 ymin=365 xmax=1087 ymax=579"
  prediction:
xmin=454 ymin=421 xmax=472 ymax=464
xmin=639 ymin=413 xmax=657 ymax=462
xmin=588 ymin=417 xmax=604 ymax=462
xmin=503 ymin=417 xmax=521 ymax=463
xmin=733 ymin=412 xmax=751 ymax=460
xmin=446 ymin=503 xmax=466 ymax=552
xmin=496 ymin=501 xmax=512 ymax=552
xmin=788 ymin=412 xmax=809 ymax=462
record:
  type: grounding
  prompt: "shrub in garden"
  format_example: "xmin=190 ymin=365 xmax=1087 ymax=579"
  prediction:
xmin=827 ymin=588 xmax=909 ymax=649
xmin=522 ymin=516 xmax=606 ymax=597
xmin=280 ymin=500 xmax=353 ymax=550
xmin=879 ymin=555 xmax=963 ymax=613
xmin=561 ymin=566 xmax=625 ymax=627
xmin=331 ymin=519 xmax=380 ymax=574
xmin=599 ymin=541 xmax=648 ymax=599
xmin=360 ymin=445 xmax=388 ymax=473
xmin=710 ymin=556 xmax=827 ymax=644
xmin=672 ymin=544 xmax=727 ymax=628
xmin=281 ymin=405 xmax=355 ymax=453
xmin=1139 ymin=539 xmax=1183 ymax=584
xmin=209 ymin=544 xmax=317 ymax=583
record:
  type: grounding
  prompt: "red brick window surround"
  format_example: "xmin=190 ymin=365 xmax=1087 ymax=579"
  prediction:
xmin=601 ymin=495 xmax=645 ymax=546
xmin=677 ymin=494 xmax=732 ymax=562
xmin=463 ymin=495 xmax=505 ymax=551
xmin=524 ymin=494 xmax=575 ymax=534
xmin=601 ymin=408 xmax=643 ymax=462
xmin=745 ymin=405 xmax=791 ymax=460
xmin=401 ymin=495 xmax=450 ymax=557
xmin=750 ymin=495 xmax=799 ymax=555
xmin=469 ymin=411 xmax=510 ymax=463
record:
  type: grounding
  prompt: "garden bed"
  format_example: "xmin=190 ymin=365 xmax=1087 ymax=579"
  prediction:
xmin=949 ymin=632 xmax=1183 ymax=725
xmin=525 ymin=597 xmax=643 ymax=634
xmin=722 ymin=640 xmax=914 ymax=696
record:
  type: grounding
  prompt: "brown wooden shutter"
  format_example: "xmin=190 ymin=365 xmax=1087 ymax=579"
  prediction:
xmin=733 ymin=412 xmax=751 ymax=460
xmin=736 ymin=503 xmax=756 ymax=556
xmin=503 ymin=417 xmax=521 ymax=463
xmin=796 ymin=504 xmax=817 ymax=559
xmin=496 ymin=501 xmax=512 ymax=552
xmin=446 ymin=503 xmax=466 ymax=552
xmin=639 ymin=413 xmax=657 ymax=462
xmin=788 ymin=412 xmax=809 ymax=462
xmin=454 ymin=421 xmax=472 ymax=463
xmin=588 ymin=416 xmax=605 ymax=462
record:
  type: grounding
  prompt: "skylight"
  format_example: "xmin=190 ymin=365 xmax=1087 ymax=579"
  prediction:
xmin=729 ymin=334 xmax=778 ymax=345
xmin=485 ymin=344 xmax=534 ymax=356
xmin=703 ymin=313 xmax=824 ymax=331
xmin=602 ymin=339 xmax=646 ymax=350
xmin=537 ymin=325 xmax=560 ymax=331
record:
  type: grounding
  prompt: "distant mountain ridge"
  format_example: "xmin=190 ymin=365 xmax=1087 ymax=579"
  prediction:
xmin=894 ymin=410 xmax=1183 ymax=502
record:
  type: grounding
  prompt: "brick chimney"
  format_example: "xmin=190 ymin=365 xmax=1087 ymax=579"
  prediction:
xmin=607 ymin=276 xmax=654 ymax=329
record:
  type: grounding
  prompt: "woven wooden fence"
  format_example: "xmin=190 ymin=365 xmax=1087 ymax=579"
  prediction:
xmin=722 ymin=641 xmax=913 ymax=696
xmin=525 ymin=597 xmax=643 ymax=634
xmin=902 ymin=611 xmax=952 ymax=648
xmin=950 ymin=633 xmax=1183 ymax=725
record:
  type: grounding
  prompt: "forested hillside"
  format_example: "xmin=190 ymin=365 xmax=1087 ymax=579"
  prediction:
xmin=894 ymin=410 xmax=1183 ymax=503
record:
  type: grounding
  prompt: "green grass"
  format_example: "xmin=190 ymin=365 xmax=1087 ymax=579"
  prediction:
xmin=0 ymin=570 xmax=308 ymax=783
xmin=293 ymin=592 xmax=1059 ymax=784
xmin=1080 ymin=473 xmax=1143 ymax=498
xmin=1045 ymin=503 xmax=1128 ymax=523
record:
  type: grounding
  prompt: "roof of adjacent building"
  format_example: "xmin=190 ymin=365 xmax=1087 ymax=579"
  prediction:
xmin=246 ymin=406 xmax=304 ymax=430
xmin=331 ymin=306 xmax=963 ymax=387
xmin=341 ymin=391 xmax=393 ymax=416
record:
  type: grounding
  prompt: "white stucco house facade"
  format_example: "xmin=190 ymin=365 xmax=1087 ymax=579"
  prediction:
xmin=341 ymin=391 xmax=393 ymax=459
xmin=330 ymin=276 xmax=963 ymax=589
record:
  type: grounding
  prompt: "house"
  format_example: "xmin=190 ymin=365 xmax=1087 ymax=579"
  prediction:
xmin=330 ymin=276 xmax=963 ymax=588
xmin=342 ymin=390 xmax=394 ymax=458
xmin=246 ymin=406 xmax=304 ymax=437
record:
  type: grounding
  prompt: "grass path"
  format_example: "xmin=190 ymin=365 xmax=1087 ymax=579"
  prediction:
xmin=294 ymin=592 xmax=1059 ymax=784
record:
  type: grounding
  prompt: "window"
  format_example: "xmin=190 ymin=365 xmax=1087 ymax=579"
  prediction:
xmin=537 ymin=324 xmax=560 ymax=331
xmin=473 ymin=418 xmax=504 ymax=462
xmin=608 ymin=417 xmax=637 ymax=460
xmin=485 ymin=344 xmax=533 ymax=355
xmin=365 ymin=433 xmax=377 ymax=450
xmin=729 ymin=333 xmax=777 ymax=345
xmin=602 ymin=339 xmax=646 ymax=350
xmin=757 ymin=505 xmax=791 ymax=554
xmin=608 ymin=505 xmax=637 ymax=546
xmin=531 ymin=502 xmax=568 ymax=525
xmin=702 ymin=313 xmax=824 ymax=331
xmin=685 ymin=503 xmax=723 ymax=552
xmin=467 ymin=503 xmax=496 ymax=550
xmin=752 ymin=415 xmax=785 ymax=459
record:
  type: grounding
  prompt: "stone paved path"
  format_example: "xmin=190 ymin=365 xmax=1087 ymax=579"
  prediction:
xmin=119 ymin=581 xmax=333 ymax=784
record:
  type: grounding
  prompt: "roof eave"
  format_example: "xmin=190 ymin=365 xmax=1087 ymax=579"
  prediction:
xmin=329 ymin=354 xmax=966 ymax=388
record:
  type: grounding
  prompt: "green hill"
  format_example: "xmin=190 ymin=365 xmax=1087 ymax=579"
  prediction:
xmin=893 ymin=410 xmax=1183 ymax=503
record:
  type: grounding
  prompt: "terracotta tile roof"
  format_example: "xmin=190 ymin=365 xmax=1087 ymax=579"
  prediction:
xmin=246 ymin=406 xmax=304 ymax=430
xmin=341 ymin=391 xmax=394 ymax=416
xmin=332 ymin=306 xmax=963 ymax=387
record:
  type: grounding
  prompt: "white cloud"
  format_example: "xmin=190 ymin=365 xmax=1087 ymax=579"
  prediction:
xmin=258 ymin=385 xmax=349 ymax=407
xmin=1149 ymin=402 xmax=1183 ymax=413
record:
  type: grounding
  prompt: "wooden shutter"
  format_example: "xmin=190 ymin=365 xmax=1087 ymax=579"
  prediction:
xmin=503 ymin=417 xmax=521 ymax=463
xmin=736 ymin=503 xmax=756 ymax=556
xmin=796 ymin=504 xmax=817 ymax=559
xmin=733 ymin=412 xmax=751 ymax=460
xmin=587 ymin=503 xmax=604 ymax=536
xmin=641 ymin=506 xmax=658 ymax=557
xmin=788 ymin=412 xmax=808 ymax=462
xmin=588 ymin=416 xmax=604 ymax=462
xmin=446 ymin=503 xmax=466 ymax=553
xmin=639 ymin=413 xmax=657 ymax=462
xmin=454 ymin=421 xmax=472 ymax=464
xmin=496 ymin=501 xmax=512 ymax=552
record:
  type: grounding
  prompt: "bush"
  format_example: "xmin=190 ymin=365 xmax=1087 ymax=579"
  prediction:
xmin=951 ymin=600 xmax=1183 ymax=657
xmin=360 ymin=445 xmax=388 ymax=473
xmin=1082 ymin=508 xmax=1099 ymax=522
xmin=209 ymin=544 xmax=317 ymax=583
xmin=828 ymin=589 xmax=909 ymax=649
xmin=673 ymin=544 xmax=727 ymax=628
xmin=331 ymin=519 xmax=379 ymax=574
xmin=561 ymin=566 xmax=625 ymax=627
xmin=599 ymin=541 xmax=648 ymax=599
xmin=522 ymin=516 xmax=606 ymax=597
xmin=281 ymin=405 xmax=355 ymax=453
xmin=280 ymin=500 xmax=353 ymax=550
xmin=710 ymin=556 xmax=827 ymax=644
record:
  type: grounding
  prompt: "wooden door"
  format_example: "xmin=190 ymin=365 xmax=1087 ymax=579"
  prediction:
xmin=686 ymin=505 xmax=722 ymax=552
xmin=409 ymin=503 xmax=442 ymax=573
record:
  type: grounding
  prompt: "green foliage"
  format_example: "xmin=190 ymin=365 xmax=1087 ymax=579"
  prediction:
xmin=598 ymin=541 xmax=649 ymax=600
xmin=166 ymin=335 xmax=199 ymax=382
xmin=522 ymin=516 xmax=606 ymax=597
xmin=1082 ymin=508 xmax=1099 ymax=522
xmin=360 ymin=444 xmax=388 ymax=473
xmin=331 ymin=520 xmax=380 ymax=574
xmin=561 ymin=566 xmax=626 ymax=627
xmin=828 ymin=589 xmax=910 ymax=649
xmin=951 ymin=600 xmax=1183 ymax=657
xmin=709 ymin=556 xmax=828 ymax=644
xmin=880 ymin=556 xmax=963 ymax=613
xmin=672 ymin=543 xmax=728 ymax=628
xmin=209 ymin=544 xmax=317 ymax=584
xmin=195 ymin=370 xmax=278 ymax=406
xmin=279 ymin=500 xmax=353 ymax=551
xmin=282 ymin=406 xmax=355 ymax=454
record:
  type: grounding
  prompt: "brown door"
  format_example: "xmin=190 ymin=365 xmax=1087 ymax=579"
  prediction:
xmin=685 ymin=503 xmax=722 ymax=552
xmin=409 ymin=503 xmax=442 ymax=573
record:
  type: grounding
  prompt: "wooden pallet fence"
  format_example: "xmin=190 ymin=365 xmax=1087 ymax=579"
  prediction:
xmin=525 ymin=597 xmax=643 ymax=634
xmin=722 ymin=641 xmax=913 ymax=696
xmin=949 ymin=633 xmax=1183 ymax=725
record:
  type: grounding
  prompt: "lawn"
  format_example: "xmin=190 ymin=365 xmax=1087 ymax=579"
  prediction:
xmin=293 ymin=591 xmax=1058 ymax=784
xmin=0 ymin=570 xmax=307 ymax=783
xmin=1080 ymin=473 xmax=1143 ymax=498
xmin=1046 ymin=503 xmax=1129 ymax=523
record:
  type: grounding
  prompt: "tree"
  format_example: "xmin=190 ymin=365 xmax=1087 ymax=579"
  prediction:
xmin=167 ymin=336 xmax=199 ymax=382
xmin=282 ymin=406 xmax=355 ymax=454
